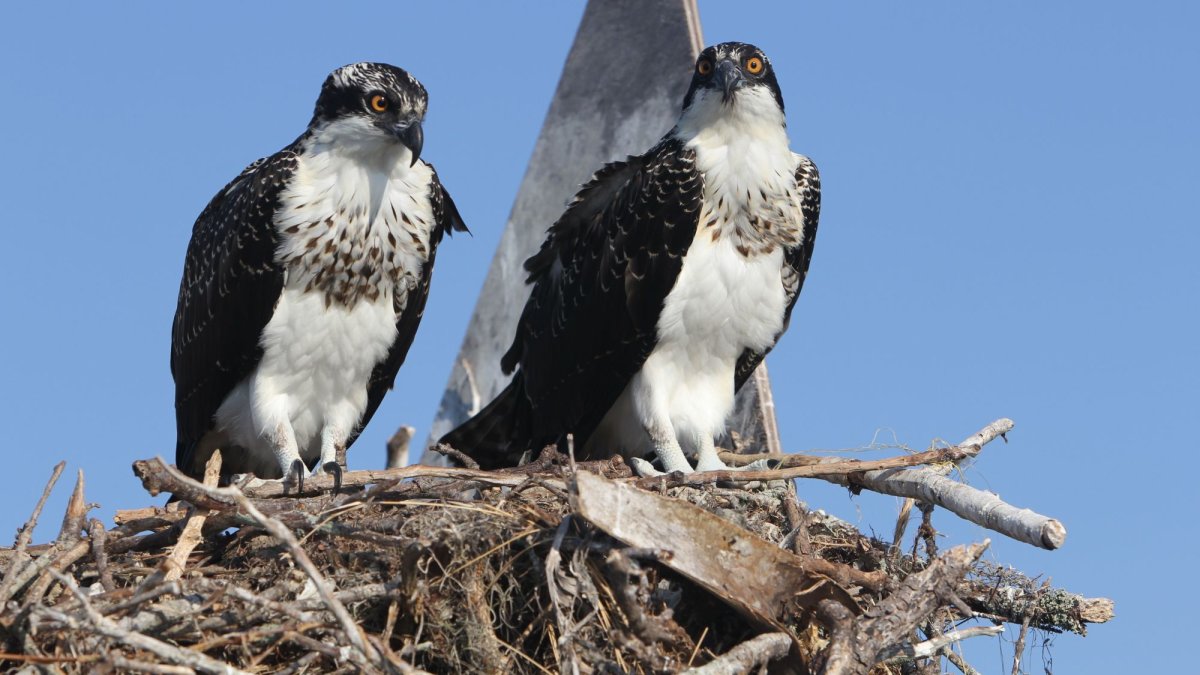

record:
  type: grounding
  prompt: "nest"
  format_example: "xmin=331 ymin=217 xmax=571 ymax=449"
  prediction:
xmin=0 ymin=425 xmax=1111 ymax=674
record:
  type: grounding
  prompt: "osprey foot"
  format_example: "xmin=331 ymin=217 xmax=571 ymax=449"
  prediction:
xmin=286 ymin=459 xmax=306 ymax=494
xmin=630 ymin=457 xmax=696 ymax=477
xmin=630 ymin=457 xmax=661 ymax=477
xmin=321 ymin=462 xmax=343 ymax=493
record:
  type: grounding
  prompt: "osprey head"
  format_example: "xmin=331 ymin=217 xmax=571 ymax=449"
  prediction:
xmin=309 ymin=62 xmax=427 ymax=166
xmin=681 ymin=42 xmax=784 ymax=121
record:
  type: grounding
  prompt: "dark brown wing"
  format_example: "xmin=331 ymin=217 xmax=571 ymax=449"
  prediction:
xmin=442 ymin=137 xmax=704 ymax=465
xmin=734 ymin=154 xmax=822 ymax=390
xmin=171 ymin=150 xmax=300 ymax=475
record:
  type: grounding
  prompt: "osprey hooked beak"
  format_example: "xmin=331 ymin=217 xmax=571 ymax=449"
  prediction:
xmin=715 ymin=59 xmax=743 ymax=103
xmin=390 ymin=118 xmax=424 ymax=166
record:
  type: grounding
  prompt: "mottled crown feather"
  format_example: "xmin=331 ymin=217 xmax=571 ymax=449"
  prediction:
xmin=310 ymin=62 xmax=428 ymax=127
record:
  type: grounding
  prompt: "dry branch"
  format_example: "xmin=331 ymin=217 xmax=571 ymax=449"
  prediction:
xmin=633 ymin=445 xmax=974 ymax=489
xmin=825 ymin=420 xmax=1065 ymax=550
xmin=387 ymin=425 xmax=416 ymax=469
xmin=681 ymin=632 xmax=792 ymax=674
xmin=817 ymin=542 xmax=989 ymax=675
xmin=162 ymin=450 xmax=222 ymax=581
xmin=14 ymin=462 xmax=65 ymax=552
xmin=843 ymin=467 xmax=1065 ymax=549
xmin=879 ymin=625 xmax=1003 ymax=663
xmin=962 ymin=563 xmax=1113 ymax=635
xmin=0 ymin=462 xmax=65 ymax=605
xmin=57 ymin=469 xmax=91 ymax=545
xmin=637 ymin=420 xmax=1065 ymax=550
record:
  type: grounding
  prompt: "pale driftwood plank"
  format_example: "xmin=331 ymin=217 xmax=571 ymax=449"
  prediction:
xmin=573 ymin=471 xmax=856 ymax=620
xmin=422 ymin=0 xmax=780 ymax=462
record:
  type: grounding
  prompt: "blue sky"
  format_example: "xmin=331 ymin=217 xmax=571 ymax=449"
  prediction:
xmin=1 ymin=2 xmax=1195 ymax=672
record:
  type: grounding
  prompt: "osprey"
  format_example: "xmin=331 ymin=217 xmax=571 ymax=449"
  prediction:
xmin=442 ymin=43 xmax=819 ymax=475
xmin=172 ymin=62 xmax=467 ymax=488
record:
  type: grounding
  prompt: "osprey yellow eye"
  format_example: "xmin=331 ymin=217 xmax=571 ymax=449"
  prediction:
xmin=745 ymin=57 xmax=764 ymax=74
xmin=697 ymin=59 xmax=713 ymax=76
xmin=369 ymin=95 xmax=389 ymax=113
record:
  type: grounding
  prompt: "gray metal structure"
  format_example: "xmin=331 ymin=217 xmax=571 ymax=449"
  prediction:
xmin=422 ymin=0 xmax=783 ymax=462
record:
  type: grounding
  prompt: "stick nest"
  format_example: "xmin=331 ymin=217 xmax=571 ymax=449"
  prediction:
xmin=0 ymin=442 xmax=1110 ymax=674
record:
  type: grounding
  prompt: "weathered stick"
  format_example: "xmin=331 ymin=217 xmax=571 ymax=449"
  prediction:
xmin=879 ymin=625 xmax=1003 ymax=663
xmin=133 ymin=456 xmax=565 ymax=503
xmin=719 ymin=451 xmax=823 ymax=468
xmin=848 ymin=468 xmax=1065 ymax=549
xmin=0 ymin=461 xmax=66 ymax=604
xmin=40 ymin=569 xmax=251 ymax=675
xmin=545 ymin=517 xmax=581 ymax=675
xmin=107 ymin=656 xmax=195 ymax=675
xmin=816 ymin=601 xmax=856 ymax=675
xmin=57 ymin=469 xmax=91 ymax=545
xmin=817 ymin=542 xmax=989 ymax=675
xmin=960 ymin=574 xmax=1112 ymax=635
xmin=1011 ymin=611 xmax=1033 ymax=675
xmin=723 ymin=419 xmax=1013 ymax=471
xmin=945 ymin=648 xmax=982 ymax=675
xmin=22 ymin=470 xmax=93 ymax=605
xmin=892 ymin=420 xmax=1011 ymax=549
xmin=13 ymin=461 xmax=65 ymax=551
xmin=829 ymin=420 xmax=1064 ymax=550
xmin=633 ymin=446 xmax=973 ymax=489
xmin=163 ymin=451 xmax=222 ymax=581
xmin=682 ymin=632 xmax=793 ymax=674
xmin=720 ymin=420 xmax=1055 ymax=550
xmin=87 ymin=518 xmax=115 ymax=593
xmin=387 ymin=425 xmax=416 ymax=469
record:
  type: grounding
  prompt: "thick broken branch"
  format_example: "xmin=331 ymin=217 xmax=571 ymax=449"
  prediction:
xmin=961 ymin=564 xmax=1113 ymax=635
xmin=57 ymin=469 xmax=91 ymax=545
xmin=842 ymin=468 xmax=1066 ymax=550
xmin=634 ymin=420 xmax=1063 ymax=550
xmin=879 ymin=625 xmax=1002 ymax=663
xmin=828 ymin=420 xmax=1065 ymax=550
xmin=682 ymin=632 xmax=792 ymax=674
xmin=387 ymin=425 xmax=416 ymax=469
xmin=818 ymin=542 xmax=989 ymax=675
xmin=163 ymin=451 xmax=222 ymax=581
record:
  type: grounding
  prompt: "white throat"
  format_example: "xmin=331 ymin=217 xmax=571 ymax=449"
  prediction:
xmin=673 ymin=87 xmax=801 ymax=253
xmin=307 ymin=117 xmax=417 ymax=173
